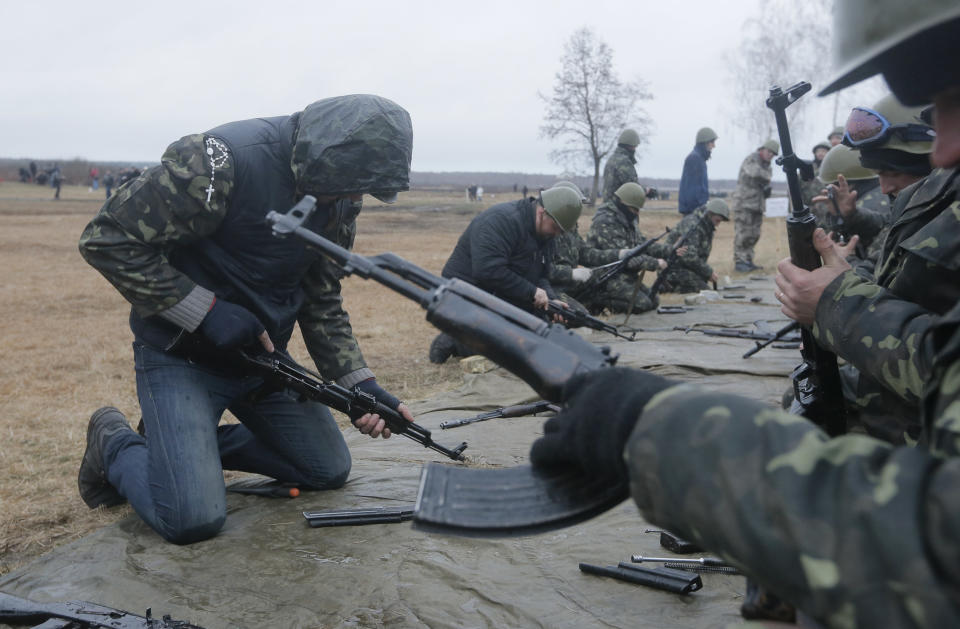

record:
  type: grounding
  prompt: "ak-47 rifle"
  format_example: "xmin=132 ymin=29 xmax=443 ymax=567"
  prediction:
xmin=237 ymin=351 xmax=468 ymax=462
xmin=440 ymin=400 xmax=560 ymax=429
xmin=742 ymin=321 xmax=802 ymax=358
xmin=570 ymin=229 xmax=669 ymax=299
xmin=545 ymin=301 xmax=637 ymax=341
xmin=0 ymin=590 xmax=204 ymax=628
xmin=767 ymin=82 xmax=847 ymax=437
xmin=266 ymin=197 xmax=623 ymax=534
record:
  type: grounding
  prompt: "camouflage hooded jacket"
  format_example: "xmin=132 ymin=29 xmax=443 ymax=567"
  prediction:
xmin=78 ymin=95 xmax=413 ymax=386
xmin=660 ymin=208 xmax=715 ymax=282
xmin=730 ymin=151 xmax=772 ymax=213
xmin=601 ymin=145 xmax=639 ymax=203
xmin=625 ymin=296 xmax=960 ymax=627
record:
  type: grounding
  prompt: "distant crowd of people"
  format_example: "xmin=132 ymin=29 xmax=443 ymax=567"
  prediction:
xmin=16 ymin=161 xmax=142 ymax=200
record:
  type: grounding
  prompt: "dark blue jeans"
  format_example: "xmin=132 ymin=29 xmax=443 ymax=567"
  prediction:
xmin=104 ymin=343 xmax=351 ymax=544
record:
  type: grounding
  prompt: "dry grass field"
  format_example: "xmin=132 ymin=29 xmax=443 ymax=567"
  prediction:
xmin=0 ymin=181 xmax=790 ymax=576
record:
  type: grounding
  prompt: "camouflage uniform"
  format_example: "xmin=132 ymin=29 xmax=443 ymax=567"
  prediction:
xmin=821 ymin=179 xmax=892 ymax=267
xmin=800 ymin=162 xmax=830 ymax=224
xmin=623 ymin=288 xmax=960 ymax=627
xmin=812 ymin=168 xmax=960 ymax=443
xmin=585 ymin=201 xmax=670 ymax=313
xmin=731 ymin=151 xmax=773 ymax=266
xmin=549 ymin=225 xmax=622 ymax=312
xmin=602 ymin=145 xmax=639 ymax=204
xmin=657 ymin=209 xmax=716 ymax=293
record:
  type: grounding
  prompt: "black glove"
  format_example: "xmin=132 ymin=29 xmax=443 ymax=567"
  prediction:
xmin=529 ymin=368 xmax=675 ymax=486
xmin=198 ymin=298 xmax=266 ymax=350
xmin=763 ymin=185 xmax=772 ymax=199
xmin=351 ymin=378 xmax=401 ymax=421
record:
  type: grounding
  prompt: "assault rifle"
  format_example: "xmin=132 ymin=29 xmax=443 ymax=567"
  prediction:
xmin=237 ymin=351 xmax=468 ymax=462
xmin=546 ymin=301 xmax=637 ymax=341
xmin=767 ymin=82 xmax=847 ymax=437
xmin=678 ymin=321 xmax=802 ymax=358
xmin=0 ymin=591 xmax=204 ymax=628
xmin=302 ymin=505 xmax=415 ymax=528
xmin=742 ymin=321 xmax=802 ymax=358
xmin=267 ymin=197 xmax=623 ymax=534
xmin=440 ymin=400 xmax=560 ymax=429
xmin=570 ymin=229 xmax=669 ymax=299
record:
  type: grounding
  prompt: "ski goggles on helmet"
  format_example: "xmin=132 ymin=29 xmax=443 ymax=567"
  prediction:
xmin=842 ymin=107 xmax=935 ymax=149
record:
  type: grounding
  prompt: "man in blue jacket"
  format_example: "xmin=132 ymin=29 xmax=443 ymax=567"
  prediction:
xmin=677 ymin=127 xmax=716 ymax=214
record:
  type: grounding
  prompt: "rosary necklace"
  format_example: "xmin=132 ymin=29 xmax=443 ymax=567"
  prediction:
xmin=204 ymin=137 xmax=230 ymax=204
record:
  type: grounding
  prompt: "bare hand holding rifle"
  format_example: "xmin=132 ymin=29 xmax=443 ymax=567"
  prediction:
xmin=571 ymin=229 xmax=669 ymax=299
xmin=440 ymin=400 xmax=561 ymax=429
xmin=546 ymin=300 xmax=637 ymax=341
xmin=768 ymin=83 xmax=847 ymax=433
xmin=238 ymin=351 xmax=467 ymax=461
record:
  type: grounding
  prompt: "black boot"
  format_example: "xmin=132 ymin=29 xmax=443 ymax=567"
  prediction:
xmin=429 ymin=333 xmax=458 ymax=364
xmin=78 ymin=407 xmax=132 ymax=508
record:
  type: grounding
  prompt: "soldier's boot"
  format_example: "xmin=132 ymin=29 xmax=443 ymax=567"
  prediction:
xmin=429 ymin=333 xmax=458 ymax=364
xmin=734 ymin=262 xmax=754 ymax=273
xmin=78 ymin=407 xmax=133 ymax=508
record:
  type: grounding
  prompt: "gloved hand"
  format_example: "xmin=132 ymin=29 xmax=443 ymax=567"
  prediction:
xmin=571 ymin=267 xmax=592 ymax=283
xmin=763 ymin=184 xmax=772 ymax=199
xmin=351 ymin=378 xmax=401 ymax=421
xmin=199 ymin=298 xmax=269 ymax=350
xmin=529 ymin=368 xmax=676 ymax=486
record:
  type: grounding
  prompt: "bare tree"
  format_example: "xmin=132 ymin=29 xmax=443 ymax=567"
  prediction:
xmin=726 ymin=0 xmax=886 ymax=147
xmin=540 ymin=28 xmax=652 ymax=204
xmin=725 ymin=0 xmax=832 ymax=142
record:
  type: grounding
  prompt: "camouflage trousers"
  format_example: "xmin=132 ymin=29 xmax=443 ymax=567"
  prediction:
xmin=657 ymin=268 xmax=709 ymax=294
xmin=585 ymin=273 xmax=656 ymax=314
xmin=733 ymin=207 xmax=763 ymax=265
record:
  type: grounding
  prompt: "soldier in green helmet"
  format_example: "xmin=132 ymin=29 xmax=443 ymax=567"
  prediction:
xmin=678 ymin=127 xmax=717 ymax=215
xmin=546 ymin=181 xmax=624 ymax=313
xmin=584 ymin=182 xmax=678 ymax=314
xmin=527 ymin=1 xmax=960 ymax=626
xmin=656 ymin=198 xmax=729 ymax=293
xmin=731 ymin=139 xmax=778 ymax=272
xmin=800 ymin=140 xmax=832 ymax=222
xmin=429 ymin=186 xmax=582 ymax=363
xmin=601 ymin=128 xmax=645 ymax=204
xmin=828 ymin=125 xmax=845 ymax=146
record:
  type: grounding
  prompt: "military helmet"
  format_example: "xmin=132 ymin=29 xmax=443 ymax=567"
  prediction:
xmin=696 ymin=127 xmax=718 ymax=144
xmin=819 ymin=0 xmax=960 ymax=105
xmin=705 ymin=198 xmax=730 ymax=221
xmin=813 ymin=141 xmax=832 ymax=154
xmin=618 ymin=128 xmax=641 ymax=147
xmin=550 ymin=180 xmax=587 ymax=202
xmin=540 ymin=186 xmax=583 ymax=232
xmin=760 ymin=139 xmax=780 ymax=155
xmin=828 ymin=126 xmax=845 ymax=141
xmin=614 ymin=182 xmax=647 ymax=209
xmin=819 ymin=144 xmax=878 ymax=184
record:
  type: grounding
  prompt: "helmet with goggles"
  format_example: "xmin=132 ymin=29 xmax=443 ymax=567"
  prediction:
xmin=842 ymin=93 xmax=935 ymax=154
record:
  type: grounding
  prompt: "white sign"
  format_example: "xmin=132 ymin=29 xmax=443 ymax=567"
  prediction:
xmin=765 ymin=196 xmax=790 ymax=217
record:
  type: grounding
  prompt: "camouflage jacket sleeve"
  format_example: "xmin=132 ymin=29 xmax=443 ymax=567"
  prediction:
xmin=296 ymin=200 xmax=370 ymax=386
xmin=813 ymin=270 xmax=937 ymax=406
xmin=77 ymin=134 xmax=233 ymax=328
xmin=843 ymin=189 xmax=891 ymax=246
xmin=548 ymin=232 xmax=579 ymax=284
xmin=626 ymin=385 xmax=960 ymax=627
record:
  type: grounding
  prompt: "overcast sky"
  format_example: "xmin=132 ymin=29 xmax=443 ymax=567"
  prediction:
xmin=3 ymin=0 xmax=881 ymax=180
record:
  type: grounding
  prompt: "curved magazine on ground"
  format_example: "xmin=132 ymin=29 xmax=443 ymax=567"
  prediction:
xmin=412 ymin=462 xmax=628 ymax=537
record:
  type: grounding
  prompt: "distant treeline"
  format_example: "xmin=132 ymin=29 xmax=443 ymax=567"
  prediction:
xmin=2 ymin=158 xmax=774 ymax=195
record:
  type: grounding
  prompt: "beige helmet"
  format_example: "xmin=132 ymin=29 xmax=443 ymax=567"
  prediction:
xmin=614 ymin=182 xmax=647 ymax=210
xmin=618 ymin=128 xmax=641 ymax=147
xmin=540 ymin=186 xmax=583 ymax=232
xmin=828 ymin=126 xmax=845 ymax=141
xmin=705 ymin=198 xmax=730 ymax=221
xmin=819 ymin=144 xmax=878 ymax=183
xmin=550 ymin=180 xmax=588 ymax=202
xmin=696 ymin=127 xmax=718 ymax=144
xmin=761 ymin=139 xmax=780 ymax=155
xmin=819 ymin=0 xmax=960 ymax=105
